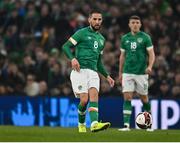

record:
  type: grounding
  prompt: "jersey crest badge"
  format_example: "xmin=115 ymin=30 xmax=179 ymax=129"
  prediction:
xmin=137 ymin=38 xmax=143 ymax=43
xmin=125 ymin=40 xmax=130 ymax=43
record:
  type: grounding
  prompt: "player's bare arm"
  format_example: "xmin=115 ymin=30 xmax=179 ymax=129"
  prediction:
xmin=119 ymin=50 xmax=125 ymax=84
xmin=146 ymin=48 xmax=155 ymax=75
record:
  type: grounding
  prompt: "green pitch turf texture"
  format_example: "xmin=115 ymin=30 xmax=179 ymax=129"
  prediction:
xmin=0 ymin=126 xmax=179 ymax=142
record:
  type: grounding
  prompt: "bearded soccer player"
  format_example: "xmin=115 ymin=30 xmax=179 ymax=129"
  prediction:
xmin=62 ymin=10 xmax=114 ymax=133
xmin=118 ymin=15 xmax=155 ymax=131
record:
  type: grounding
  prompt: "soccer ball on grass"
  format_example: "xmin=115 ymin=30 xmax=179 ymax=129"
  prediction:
xmin=135 ymin=112 xmax=152 ymax=129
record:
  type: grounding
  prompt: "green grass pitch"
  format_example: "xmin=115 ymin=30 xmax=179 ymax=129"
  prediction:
xmin=0 ymin=126 xmax=179 ymax=142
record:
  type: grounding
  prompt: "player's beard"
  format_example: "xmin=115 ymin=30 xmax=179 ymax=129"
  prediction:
xmin=91 ymin=24 xmax=101 ymax=31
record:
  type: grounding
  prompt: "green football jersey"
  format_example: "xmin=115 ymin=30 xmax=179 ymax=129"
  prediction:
xmin=69 ymin=26 xmax=105 ymax=71
xmin=120 ymin=31 xmax=153 ymax=74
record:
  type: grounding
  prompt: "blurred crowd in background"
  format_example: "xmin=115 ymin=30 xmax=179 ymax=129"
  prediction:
xmin=0 ymin=0 xmax=179 ymax=99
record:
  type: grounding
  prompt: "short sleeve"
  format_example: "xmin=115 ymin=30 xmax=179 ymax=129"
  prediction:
xmin=99 ymin=36 xmax=105 ymax=55
xmin=146 ymin=35 xmax=153 ymax=50
xmin=120 ymin=36 xmax=125 ymax=52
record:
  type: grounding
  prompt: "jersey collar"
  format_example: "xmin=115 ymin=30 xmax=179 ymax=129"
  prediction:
xmin=130 ymin=31 xmax=141 ymax=36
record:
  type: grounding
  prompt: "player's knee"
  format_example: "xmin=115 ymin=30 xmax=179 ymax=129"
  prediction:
xmin=80 ymin=97 xmax=88 ymax=106
xmin=140 ymin=95 xmax=149 ymax=103
xmin=124 ymin=97 xmax=132 ymax=101
xmin=89 ymin=94 xmax=98 ymax=102
xmin=89 ymin=88 xmax=99 ymax=102
xmin=123 ymin=92 xmax=133 ymax=101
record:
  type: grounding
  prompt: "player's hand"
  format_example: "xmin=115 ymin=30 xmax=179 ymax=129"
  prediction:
xmin=119 ymin=72 xmax=123 ymax=84
xmin=145 ymin=67 xmax=152 ymax=75
xmin=106 ymin=75 xmax=115 ymax=87
xmin=71 ymin=58 xmax=80 ymax=72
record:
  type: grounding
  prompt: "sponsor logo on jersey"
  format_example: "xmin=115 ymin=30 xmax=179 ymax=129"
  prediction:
xmin=137 ymin=38 xmax=143 ymax=43
xmin=87 ymin=36 xmax=92 ymax=40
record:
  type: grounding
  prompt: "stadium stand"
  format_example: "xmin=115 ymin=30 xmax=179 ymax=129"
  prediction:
xmin=0 ymin=0 xmax=179 ymax=98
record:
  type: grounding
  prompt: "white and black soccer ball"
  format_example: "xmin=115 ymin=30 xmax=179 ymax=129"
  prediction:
xmin=135 ymin=112 xmax=152 ymax=129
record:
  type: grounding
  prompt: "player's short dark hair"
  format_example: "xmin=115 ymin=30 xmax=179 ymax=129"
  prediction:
xmin=89 ymin=10 xmax=102 ymax=17
xmin=129 ymin=15 xmax=141 ymax=21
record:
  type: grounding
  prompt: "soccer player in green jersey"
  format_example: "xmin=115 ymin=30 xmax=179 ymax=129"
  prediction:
xmin=118 ymin=15 xmax=155 ymax=131
xmin=62 ymin=10 xmax=114 ymax=133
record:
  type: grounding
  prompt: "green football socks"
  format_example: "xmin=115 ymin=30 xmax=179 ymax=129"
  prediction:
xmin=123 ymin=100 xmax=132 ymax=127
xmin=143 ymin=102 xmax=151 ymax=112
xmin=78 ymin=103 xmax=87 ymax=124
xmin=88 ymin=102 xmax=98 ymax=124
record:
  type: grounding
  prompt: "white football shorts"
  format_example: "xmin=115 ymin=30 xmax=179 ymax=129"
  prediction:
xmin=70 ymin=69 xmax=100 ymax=98
xmin=122 ymin=73 xmax=149 ymax=95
